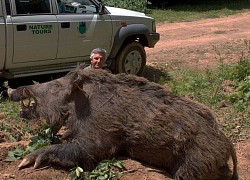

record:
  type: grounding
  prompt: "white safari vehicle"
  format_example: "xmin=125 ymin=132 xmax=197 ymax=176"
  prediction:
xmin=0 ymin=0 xmax=159 ymax=81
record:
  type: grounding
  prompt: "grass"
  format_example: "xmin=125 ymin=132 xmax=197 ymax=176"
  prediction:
xmin=147 ymin=0 xmax=250 ymax=23
xmin=0 ymin=97 xmax=20 ymax=119
xmin=166 ymin=68 xmax=224 ymax=106
xmin=0 ymin=95 xmax=47 ymax=142
xmin=159 ymin=58 xmax=250 ymax=141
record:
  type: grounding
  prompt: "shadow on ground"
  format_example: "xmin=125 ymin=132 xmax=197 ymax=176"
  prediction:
xmin=143 ymin=65 xmax=170 ymax=83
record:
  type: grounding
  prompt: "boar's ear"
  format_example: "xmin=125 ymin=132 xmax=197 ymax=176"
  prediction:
xmin=22 ymin=88 xmax=32 ymax=98
xmin=69 ymin=72 xmax=88 ymax=96
xmin=72 ymin=72 xmax=83 ymax=87
xmin=72 ymin=70 xmax=91 ymax=85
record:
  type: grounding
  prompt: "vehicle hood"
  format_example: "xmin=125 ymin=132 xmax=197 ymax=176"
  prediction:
xmin=106 ymin=6 xmax=146 ymax=17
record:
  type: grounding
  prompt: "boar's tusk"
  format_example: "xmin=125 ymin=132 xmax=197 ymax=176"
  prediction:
xmin=27 ymin=98 xmax=31 ymax=107
xmin=20 ymin=100 xmax=25 ymax=108
xmin=33 ymin=98 xmax=37 ymax=108
xmin=20 ymin=99 xmax=29 ymax=108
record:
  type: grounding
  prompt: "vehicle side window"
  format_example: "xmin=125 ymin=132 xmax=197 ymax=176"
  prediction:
xmin=15 ymin=0 xmax=51 ymax=14
xmin=58 ymin=0 xmax=97 ymax=14
xmin=5 ymin=0 xmax=11 ymax=15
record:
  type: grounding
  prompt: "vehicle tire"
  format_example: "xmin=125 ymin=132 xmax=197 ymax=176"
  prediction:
xmin=115 ymin=42 xmax=146 ymax=75
xmin=0 ymin=79 xmax=7 ymax=98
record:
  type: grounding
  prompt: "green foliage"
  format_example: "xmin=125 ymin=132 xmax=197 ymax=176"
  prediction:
xmin=0 ymin=98 xmax=20 ymax=119
xmin=103 ymin=0 xmax=147 ymax=13
xmin=0 ymin=123 xmax=12 ymax=131
xmin=216 ymin=58 xmax=250 ymax=111
xmin=71 ymin=159 xmax=125 ymax=180
xmin=5 ymin=146 xmax=24 ymax=161
xmin=222 ymin=58 xmax=250 ymax=81
xmin=168 ymin=68 xmax=224 ymax=106
xmin=5 ymin=128 xmax=61 ymax=161
xmin=150 ymin=0 xmax=250 ymax=8
xmin=228 ymin=75 xmax=250 ymax=111
xmin=148 ymin=1 xmax=250 ymax=23
xmin=0 ymin=81 xmax=20 ymax=119
xmin=166 ymin=58 xmax=250 ymax=109
xmin=161 ymin=58 xmax=250 ymax=141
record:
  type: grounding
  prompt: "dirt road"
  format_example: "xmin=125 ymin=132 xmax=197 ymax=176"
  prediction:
xmin=146 ymin=12 xmax=250 ymax=69
xmin=1 ymin=12 xmax=250 ymax=180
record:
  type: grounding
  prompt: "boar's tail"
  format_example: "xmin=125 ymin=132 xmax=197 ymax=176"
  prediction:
xmin=230 ymin=142 xmax=238 ymax=180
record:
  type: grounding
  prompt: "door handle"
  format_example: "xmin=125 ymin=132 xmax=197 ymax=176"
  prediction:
xmin=16 ymin=24 xmax=27 ymax=31
xmin=61 ymin=22 xmax=70 ymax=28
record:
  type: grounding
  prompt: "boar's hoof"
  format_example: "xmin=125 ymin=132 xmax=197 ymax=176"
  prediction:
xmin=18 ymin=152 xmax=43 ymax=169
xmin=18 ymin=145 xmax=78 ymax=169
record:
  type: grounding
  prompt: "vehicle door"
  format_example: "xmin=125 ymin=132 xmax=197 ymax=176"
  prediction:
xmin=0 ymin=0 xmax=5 ymax=69
xmin=56 ymin=0 xmax=112 ymax=61
xmin=9 ymin=0 xmax=58 ymax=64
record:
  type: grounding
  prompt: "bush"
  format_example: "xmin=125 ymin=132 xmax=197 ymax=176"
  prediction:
xmin=5 ymin=128 xmax=61 ymax=161
xmin=228 ymin=75 xmax=250 ymax=111
xmin=103 ymin=0 xmax=147 ymax=13
xmin=215 ymin=58 xmax=250 ymax=111
xmin=149 ymin=0 xmax=248 ymax=8
xmin=70 ymin=159 xmax=125 ymax=180
xmin=223 ymin=58 xmax=250 ymax=82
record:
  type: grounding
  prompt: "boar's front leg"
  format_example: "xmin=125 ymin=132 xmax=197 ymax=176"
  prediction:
xmin=18 ymin=143 xmax=96 ymax=170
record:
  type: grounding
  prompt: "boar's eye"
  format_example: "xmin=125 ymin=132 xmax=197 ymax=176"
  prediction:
xmin=50 ymin=83 xmax=61 ymax=93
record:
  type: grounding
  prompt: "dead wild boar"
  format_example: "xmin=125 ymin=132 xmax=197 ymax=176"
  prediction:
xmin=7 ymin=68 xmax=238 ymax=180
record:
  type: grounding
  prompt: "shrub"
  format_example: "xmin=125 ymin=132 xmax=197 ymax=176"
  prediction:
xmin=149 ymin=0 xmax=249 ymax=8
xmin=5 ymin=128 xmax=61 ymax=161
xmin=70 ymin=159 xmax=125 ymax=180
xmin=228 ymin=75 xmax=250 ymax=112
xmin=217 ymin=58 xmax=250 ymax=111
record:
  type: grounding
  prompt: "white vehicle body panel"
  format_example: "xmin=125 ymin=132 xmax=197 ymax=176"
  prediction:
xmin=10 ymin=15 xmax=58 ymax=63
xmin=56 ymin=14 xmax=112 ymax=60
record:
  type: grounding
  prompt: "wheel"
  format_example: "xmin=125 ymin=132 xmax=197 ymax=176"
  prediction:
xmin=115 ymin=42 xmax=146 ymax=75
xmin=0 ymin=78 xmax=8 ymax=98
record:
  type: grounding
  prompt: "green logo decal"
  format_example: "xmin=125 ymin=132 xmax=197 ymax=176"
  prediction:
xmin=29 ymin=25 xmax=52 ymax=34
xmin=78 ymin=22 xmax=86 ymax=34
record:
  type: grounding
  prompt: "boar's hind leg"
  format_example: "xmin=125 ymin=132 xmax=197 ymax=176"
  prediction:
xmin=174 ymin=153 xmax=230 ymax=180
xmin=18 ymin=143 xmax=96 ymax=170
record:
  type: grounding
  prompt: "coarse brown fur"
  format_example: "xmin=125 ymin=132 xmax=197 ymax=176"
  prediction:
xmin=8 ymin=68 xmax=238 ymax=180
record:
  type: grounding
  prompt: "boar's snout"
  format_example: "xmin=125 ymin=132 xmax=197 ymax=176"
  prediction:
xmin=7 ymin=87 xmax=31 ymax=101
xmin=8 ymin=87 xmax=38 ymax=120
xmin=7 ymin=88 xmax=18 ymax=101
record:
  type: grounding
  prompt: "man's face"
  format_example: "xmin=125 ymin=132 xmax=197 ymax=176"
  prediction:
xmin=91 ymin=53 xmax=105 ymax=69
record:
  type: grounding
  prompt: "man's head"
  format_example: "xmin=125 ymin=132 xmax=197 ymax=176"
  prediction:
xmin=90 ymin=48 xmax=107 ymax=69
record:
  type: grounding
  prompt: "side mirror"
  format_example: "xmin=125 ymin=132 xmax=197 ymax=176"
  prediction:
xmin=98 ymin=1 xmax=105 ymax=15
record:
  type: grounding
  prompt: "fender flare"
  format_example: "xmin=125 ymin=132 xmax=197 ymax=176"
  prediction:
xmin=108 ymin=24 xmax=149 ymax=59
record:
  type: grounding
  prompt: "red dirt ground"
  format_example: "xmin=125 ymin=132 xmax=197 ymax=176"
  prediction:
xmin=1 ymin=12 xmax=250 ymax=180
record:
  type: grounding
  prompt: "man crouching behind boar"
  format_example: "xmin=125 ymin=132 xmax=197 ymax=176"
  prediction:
xmin=7 ymin=68 xmax=238 ymax=180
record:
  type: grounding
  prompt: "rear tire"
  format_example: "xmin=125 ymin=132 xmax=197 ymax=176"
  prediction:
xmin=115 ymin=42 xmax=146 ymax=75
